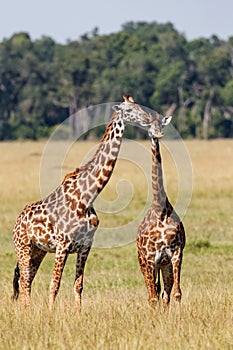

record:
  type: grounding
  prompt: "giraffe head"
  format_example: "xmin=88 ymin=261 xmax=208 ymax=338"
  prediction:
xmin=112 ymin=94 xmax=152 ymax=127
xmin=148 ymin=113 xmax=172 ymax=141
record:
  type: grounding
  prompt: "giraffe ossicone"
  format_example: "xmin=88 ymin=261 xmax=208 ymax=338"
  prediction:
xmin=12 ymin=94 xmax=153 ymax=312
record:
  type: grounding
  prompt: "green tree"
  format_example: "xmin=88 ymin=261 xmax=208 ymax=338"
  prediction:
xmin=0 ymin=22 xmax=232 ymax=140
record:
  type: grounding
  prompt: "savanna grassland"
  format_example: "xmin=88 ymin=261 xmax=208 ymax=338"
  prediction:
xmin=0 ymin=139 xmax=232 ymax=350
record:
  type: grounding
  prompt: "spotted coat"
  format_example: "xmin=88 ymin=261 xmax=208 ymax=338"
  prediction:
xmin=136 ymin=115 xmax=186 ymax=313
xmin=12 ymin=94 xmax=152 ymax=311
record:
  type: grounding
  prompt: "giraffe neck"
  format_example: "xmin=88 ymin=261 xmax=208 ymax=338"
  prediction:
xmin=79 ymin=112 xmax=125 ymax=205
xmin=151 ymin=139 xmax=167 ymax=212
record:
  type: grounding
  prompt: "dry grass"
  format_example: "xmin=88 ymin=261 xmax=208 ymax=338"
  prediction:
xmin=0 ymin=139 xmax=232 ymax=349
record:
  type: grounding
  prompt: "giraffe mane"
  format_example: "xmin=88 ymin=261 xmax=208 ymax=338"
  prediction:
xmin=62 ymin=110 xmax=122 ymax=183
xmin=62 ymin=168 xmax=80 ymax=183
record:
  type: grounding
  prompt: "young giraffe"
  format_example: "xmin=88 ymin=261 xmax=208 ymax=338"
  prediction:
xmin=136 ymin=113 xmax=186 ymax=314
xmin=12 ymin=94 xmax=153 ymax=312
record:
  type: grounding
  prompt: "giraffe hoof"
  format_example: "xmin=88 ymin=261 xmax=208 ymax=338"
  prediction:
xmin=174 ymin=292 xmax=181 ymax=302
xmin=149 ymin=298 xmax=158 ymax=309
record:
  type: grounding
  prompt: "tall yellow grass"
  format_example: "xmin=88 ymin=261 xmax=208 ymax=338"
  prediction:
xmin=0 ymin=139 xmax=232 ymax=349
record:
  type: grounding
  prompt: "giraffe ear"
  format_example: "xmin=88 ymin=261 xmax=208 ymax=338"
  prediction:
xmin=112 ymin=104 xmax=121 ymax=111
xmin=162 ymin=115 xmax=172 ymax=126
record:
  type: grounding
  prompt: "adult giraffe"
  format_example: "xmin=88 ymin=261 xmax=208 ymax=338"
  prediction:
xmin=12 ymin=94 xmax=153 ymax=312
xmin=136 ymin=113 xmax=186 ymax=314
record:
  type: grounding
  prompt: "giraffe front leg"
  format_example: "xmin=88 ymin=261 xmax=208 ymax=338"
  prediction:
xmin=171 ymin=249 xmax=183 ymax=316
xmin=146 ymin=263 xmax=159 ymax=308
xmin=49 ymin=249 xmax=68 ymax=311
xmin=74 ymin=246 xmax=91 ymax=313
xmin=137 ymin=249 xmax=159 ymax=308
xmin=137 ymin=247 xmax=160 ymax=308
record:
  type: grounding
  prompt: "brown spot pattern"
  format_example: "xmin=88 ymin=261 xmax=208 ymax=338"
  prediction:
xmin=12 ymin=94 xmax=152 ymax=311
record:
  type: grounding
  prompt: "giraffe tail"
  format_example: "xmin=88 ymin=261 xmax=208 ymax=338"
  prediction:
xmin=11 ymin=263 xmax=20 ymax=301
xmin=155 ymin=268 xmax=161 ymax=298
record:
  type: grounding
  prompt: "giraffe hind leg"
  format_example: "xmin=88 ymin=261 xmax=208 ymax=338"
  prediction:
xmin=16 ymin=245 xmax=47 ymax=310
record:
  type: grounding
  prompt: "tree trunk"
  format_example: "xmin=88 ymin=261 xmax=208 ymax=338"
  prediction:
xmin=165 ymin=103 xmax=177 ymax=116
xmin=177 ymin=86 xmax=193 ymax=134
xmin=69 ymin=93 xmax=78 ymax=139
xmin=203 ymin=88 xmax=215 ymax=140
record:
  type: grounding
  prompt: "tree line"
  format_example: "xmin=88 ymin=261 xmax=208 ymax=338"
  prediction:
xmin=0 ymin=21 xmax=232 ymax=140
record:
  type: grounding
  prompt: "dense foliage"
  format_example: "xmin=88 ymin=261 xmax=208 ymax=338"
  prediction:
xmin=0 ymin=21 xmax=232 ymax=140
